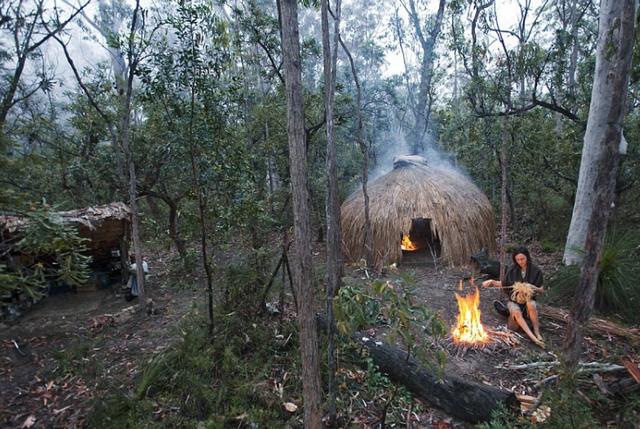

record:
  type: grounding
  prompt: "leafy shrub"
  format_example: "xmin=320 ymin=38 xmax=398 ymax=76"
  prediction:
xmin=1 ymin=208 xmax=91 ymax=316
xmin=546 ymin=229 xmax=640 ymax=322
xmin=479 ymin=381 xmax=599 ymax=429
xmin=539 ymin=238 xmax=559 ymax=253
xmin=88 ymin=302 xmax=299 ymax=428
xmin=335 ymin=273 xmax=447 ymax=368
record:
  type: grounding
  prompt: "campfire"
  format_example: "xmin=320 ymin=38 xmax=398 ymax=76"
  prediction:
xmin=449 ymin=279 xmax=521 ymax=355
xmin=401 ymin=234 xmax=418 ymax=251
xmin=452 ymin=281 xmax=489 ymax=345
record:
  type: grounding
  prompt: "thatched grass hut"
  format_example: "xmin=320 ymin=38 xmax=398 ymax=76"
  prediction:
xmin=341 ymin=156 xmax=495 ymax=268
xmin=1 ymin=202 xmax=132 ymax=277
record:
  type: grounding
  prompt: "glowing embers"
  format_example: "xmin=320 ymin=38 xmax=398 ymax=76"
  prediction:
xmin=451 ymin=281 xmax=489 ymax=345
xmin=401 ymin=234 xmax=418 ymax=251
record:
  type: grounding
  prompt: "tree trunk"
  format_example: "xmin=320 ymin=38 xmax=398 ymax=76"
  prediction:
xmin=279 ymin=0 xmax=323 ymax=427
xmin=339 ymin=37 xmax=372 ymax=268
xmin=144 ymin=192 xmax=187 ymax=258
xmin=321 ymin=0 xmax=342 ymax=426
xmin=562 ymin=0 xmax=636 ymax=370
xmin=184 ymin=14 xmax=216 ymax=336
xmin=355 ymin=332 xmax=517 ymax=423
xmin=145 ymin=195 xmax=164 ymax=228
xmin=166 ymin=198 xmax=187 ymax=258
xmin=407 ymin=0 xmax=446 ymax=154
xmin=562 ymin=1 xmax=636 ymax=265
xmin=499 ymin=117 xmax=509 ymax=283
xmin=120 ymin=0 xmax=145 ymax=308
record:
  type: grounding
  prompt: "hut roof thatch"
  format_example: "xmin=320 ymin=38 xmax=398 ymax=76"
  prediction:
xmin=341 ymin=156 xmax=495 ymax=267
xmin=1 ymin=203 xmax=131 ymax=266
xmin=0 ymin=202 xmax=131 ymax=233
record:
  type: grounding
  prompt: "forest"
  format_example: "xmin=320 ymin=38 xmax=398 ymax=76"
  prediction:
xmin=1 ymin=0 xmax=640 ymax=428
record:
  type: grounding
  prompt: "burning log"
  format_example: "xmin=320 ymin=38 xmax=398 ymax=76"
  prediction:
xmin=316 ymin=315 xmax=518 ymax=423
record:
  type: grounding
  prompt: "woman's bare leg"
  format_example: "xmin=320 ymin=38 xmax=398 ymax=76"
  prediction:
xmin=507 ymin=302 xmax=544 ymax=348
xmin=526 ymin=300 xmax=543 ymax=340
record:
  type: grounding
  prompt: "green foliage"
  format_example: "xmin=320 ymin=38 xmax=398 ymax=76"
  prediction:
xmin=476 ymin=403 xmax=517 ymax=429
xmin=1 ymin=207 xmax=91 ymax=313
xmin=546 ymin=229 xmax=640 ymax=322
xmin=539 ymin=238 xmax=560 ymax=253
xmin=335 ymin=273 xmax=446 ymax=366
xmin=88 ymin=307 xmax=301 ymax=428
xmin=538 ymin=381 xmax=599 ymax=429
xmin=479 ymin=379 xmax=599 ymax=429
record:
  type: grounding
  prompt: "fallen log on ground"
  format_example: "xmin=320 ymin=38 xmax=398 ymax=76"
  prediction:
xmin=317 ymin=315 xmax=517 ymax=423
xmin=539 ymin=305 xmax=640 ymax=344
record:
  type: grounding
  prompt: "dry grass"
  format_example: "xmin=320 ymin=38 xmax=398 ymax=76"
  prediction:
xmin=341 ymin=157 xmax=495 ymax=268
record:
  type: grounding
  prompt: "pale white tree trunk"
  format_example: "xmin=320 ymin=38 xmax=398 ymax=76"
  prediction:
xmin=562 ymin=0 xmax=637 ymax=369
xmin=562 ymin=0 xmax=637 ymax=266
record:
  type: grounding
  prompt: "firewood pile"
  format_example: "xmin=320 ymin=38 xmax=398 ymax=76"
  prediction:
xmin=448 ymin=327 xmax=521 ymax=358
xmin=500 ymin=358 xmax=640 ymax=399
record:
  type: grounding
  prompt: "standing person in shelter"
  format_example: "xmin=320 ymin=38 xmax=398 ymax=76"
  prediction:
xmin=482 ymin=246 xmax=545 ymax=348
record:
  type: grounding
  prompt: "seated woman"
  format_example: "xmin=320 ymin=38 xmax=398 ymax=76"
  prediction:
xmin=482 ymin=246 xmax=545 ymax=348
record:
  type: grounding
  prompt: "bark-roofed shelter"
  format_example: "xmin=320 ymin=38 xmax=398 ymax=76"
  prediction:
xmin=341 ymin=155 xmax=496 ymax=268
xmin=1 ymin=202 xmax=132 ymax=272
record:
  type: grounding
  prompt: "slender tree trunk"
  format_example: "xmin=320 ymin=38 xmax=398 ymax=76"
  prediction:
xmin=321 ymin=0 xmax=342 ymax=425
xmin=0 ymin=55 xmax=28 ymax=129
xmin=191 ymin=149 xmax=215 ymax=335
xmin=562 ymin=0 xmax=637 ymax=370
xmin=407 ymin=0 xmax=446 ymax=154
xmin=166 ymin=199 xmax=187 ymax=258
xmin=120 ymin=0 xmax=145 ymax=308
xmin=339 ymin=37 xmax=372 ymax=267
xmin=499 ymin=116 xmax=508 ymax=284
xmin=144 ymin=192 xmax=187 ymax=258
xmin=145 ymin=195 xmax=163 ymax=227
xmin=279 ymin=0 xmax=323 ymax=426
xmin=185 ymin=16 xmax=215 ymax=336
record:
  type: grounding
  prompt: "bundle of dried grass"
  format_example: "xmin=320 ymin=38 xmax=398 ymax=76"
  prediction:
xmin=341 ymin=156 xmax=495 ymax=268
xmin=511 ymin=282 xmax=535 ymax=304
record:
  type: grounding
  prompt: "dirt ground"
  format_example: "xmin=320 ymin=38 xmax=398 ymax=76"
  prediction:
xmin=336 ymin=243 xmax=640 ymax=428
xmin=0 ymin=249 xmax=200 ymax=429
xmin=1 ymin=244 xmax=637 ymax=428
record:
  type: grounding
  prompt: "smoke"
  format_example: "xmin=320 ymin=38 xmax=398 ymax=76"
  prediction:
xmin=367 ymin=121 xmax=466 ymax=184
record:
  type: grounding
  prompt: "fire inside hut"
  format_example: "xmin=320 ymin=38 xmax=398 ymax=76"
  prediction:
xmin=400 ymin=218 xmax=441 ymax=265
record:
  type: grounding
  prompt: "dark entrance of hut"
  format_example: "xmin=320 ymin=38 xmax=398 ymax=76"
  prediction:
xmin=400 ymin=218 xmax=441 ymax=266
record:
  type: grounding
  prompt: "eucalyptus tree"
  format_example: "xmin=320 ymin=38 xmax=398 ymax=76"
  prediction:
xmin=442 ymin=0 xmax=594 ymax=243
xmin=279 ymin=0 xmax=323 ymax=425
xmin=0 ymin=0 xmax=89 ymax=136
xmin=140 ymin=0 xmax=253 ymax=329
xmin=55 ymin=0 xmax=163 ymax=307
xmin=397 ymin=0 xmax=446 ymax=155
xmin=562 ymin=0 xmax=637 ymax=370
xmin=321 ymin=0 xmax=342 ymax=423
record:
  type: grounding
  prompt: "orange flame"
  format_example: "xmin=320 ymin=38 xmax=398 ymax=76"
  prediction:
xmin=401 ymin=234 xmax=417 ymax=251
xmin=452 ymin=286 xmax=488 ymax=344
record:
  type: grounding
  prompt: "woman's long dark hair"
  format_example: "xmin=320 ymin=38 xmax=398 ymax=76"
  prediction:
xmin=511 ymin=246 xmax=532 ymax=265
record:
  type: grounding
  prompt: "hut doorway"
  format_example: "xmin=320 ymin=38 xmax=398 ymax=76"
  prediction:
xmin=401 ymin=218 xmax=441 ymax=265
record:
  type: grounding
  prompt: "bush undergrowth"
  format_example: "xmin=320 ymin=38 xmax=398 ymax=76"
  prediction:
xmin=546 ymin=229 xmax=640 ymax=323
xmin=87 ymin=307 xmax=302 ymax=428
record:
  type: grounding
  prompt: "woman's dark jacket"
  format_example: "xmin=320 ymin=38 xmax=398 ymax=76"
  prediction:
xmin=501 ymin=263 xmax=544 ymax=301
